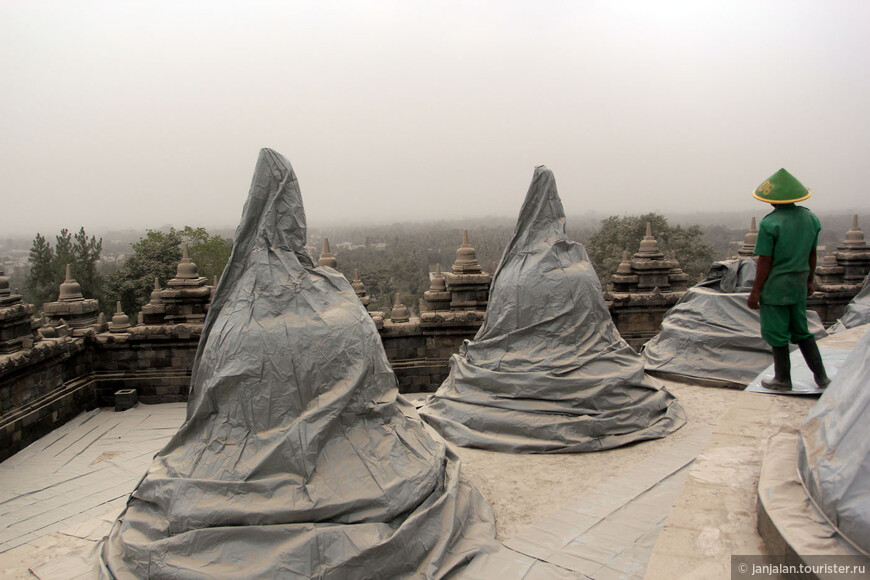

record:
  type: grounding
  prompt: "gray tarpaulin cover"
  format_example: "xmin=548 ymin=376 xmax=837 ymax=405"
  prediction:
xmin=829 ymin=273 xmax=870 ymax=333
xmin=798 ymin=328 xmax=870 ymax=555
xmin=98 ymin=149 xmax=496 ymax=578
xmin=418 ymin=166 xmax=686 ymax=453
xmin=642 ymin=258 xmax=827 ymax=386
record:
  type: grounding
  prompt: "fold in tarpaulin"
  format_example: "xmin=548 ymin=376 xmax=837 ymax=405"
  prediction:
xmin=798 ymin=328 xmax=870 ymax=555
xmin=829 ymin=273 xmax=870 ymax=333
xmin=97 ymin=149 xmax=496 ymax=578
xmin=642 ymin=258 xmax=827 ymax=387
xmin=418 ymin=166 xmax=686 ymax=453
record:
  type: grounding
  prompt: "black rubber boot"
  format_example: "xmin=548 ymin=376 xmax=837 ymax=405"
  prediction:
xmin=798 ymin=337 xmax=831 ymax=388
xmin=762 ymin=346 xmax=793 ymax=391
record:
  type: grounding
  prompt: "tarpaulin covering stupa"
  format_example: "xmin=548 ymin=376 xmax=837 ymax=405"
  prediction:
xmin=98 ymin=149 xmax=496 ymax=578
xmin=418 ymin=166 xmax=686 ymax=453
xmin=829 ymin=273 xmax=870 ymax=333
xmin=642 ymin=258 xmax=826 ymax=387
xmin=798 ymin=328 xmax=870 ymax=555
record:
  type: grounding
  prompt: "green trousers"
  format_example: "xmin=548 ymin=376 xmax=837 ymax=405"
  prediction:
xmin=759 ymin=302 xmax=813 ymax=347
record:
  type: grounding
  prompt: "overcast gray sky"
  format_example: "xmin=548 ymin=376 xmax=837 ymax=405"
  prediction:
xmin=2 ymin=0 xmax=869 ymax=236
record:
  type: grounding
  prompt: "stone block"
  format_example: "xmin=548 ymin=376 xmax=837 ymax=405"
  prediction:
xmin=114 ymin=388 xmax=138 ymax=412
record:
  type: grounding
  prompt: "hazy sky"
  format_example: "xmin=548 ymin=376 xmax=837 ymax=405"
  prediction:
xmin=2 ymin=1 xmax=869 ymax=237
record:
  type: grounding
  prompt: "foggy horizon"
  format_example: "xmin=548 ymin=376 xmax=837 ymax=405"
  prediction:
xmin=3 ymin=1 xmax=870 ymax=238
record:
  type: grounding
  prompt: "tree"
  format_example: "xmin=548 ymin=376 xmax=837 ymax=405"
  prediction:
xmin=585 ymin=213 xmax=715 ymax=287
xmin=71 ymin=228 xmax=103 ymax=300
xmin=26 ymin=233 xmax=56 ymax=306
xmin=25 ymin=228 xmax=103 ymax=308
xmin=105 ymin=229 xmax=183 ymax=316
xmin=181 ymin=226 xmax=232 ymax=282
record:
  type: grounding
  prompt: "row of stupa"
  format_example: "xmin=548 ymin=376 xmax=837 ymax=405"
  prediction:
xmin=2 ymin=216 xmax=869 ymax=357
xmin=0 ymin=244 xmax=215 ymax=356
xmin=736 ymin=214 xmax=870 ymax=286
xmin=611 ymin=215 xmax=869 ymax=295
xmin=0 ymin=231 xmax=494 ymax=357
xmin=319 ymin=229 xmax=492 ymax=327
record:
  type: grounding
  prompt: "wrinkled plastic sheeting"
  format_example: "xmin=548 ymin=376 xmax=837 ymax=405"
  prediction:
xmin=701 ymin=257 xmax=757 ymax=293
xmin=829 ymin=273 xmax=870 ymax=333
xmin=419 ymin=166 xmax=686 ymax=453
xmin=98 ymin=149 xmax=496 ymax=578
xmin=798 ymin=329 xmax=870 ymax=555
xmin=642 ymin=258 xmax=827 ymax=386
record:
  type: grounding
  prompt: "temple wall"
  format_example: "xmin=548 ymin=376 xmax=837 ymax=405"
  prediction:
xmin=607 ymin=294 xmax=682 ymax=351
xmin=381 ymin=319 xmax=482 ymax=392
xmin=90 ymin=326 xmax=202 ymax=407
xmin=0 ymin=338 xmax=94 ymax=462
xmin=807 ymin=289 xmax=861 ymax=327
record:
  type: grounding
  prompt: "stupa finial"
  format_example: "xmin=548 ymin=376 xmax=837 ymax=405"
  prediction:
xmin=108 ymin=301 xmax=131 ymax=333
xmin=390 ymin=293 xmax=410 ymax=323
xmin=175 ymin=243 xmax=200 ymax=279
xmin=452 ymin=230 xmax=482 ymax=274
xmin=58 ymin=264 xmax=84 ymax=301
xmin=318 ymin=237 xmax=338 ymax=268
xmin=636 ymin=223 xmax=661 ymax=255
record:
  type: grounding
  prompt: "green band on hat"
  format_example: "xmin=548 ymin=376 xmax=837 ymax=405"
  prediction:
xmin=753 ymin=168 xmax=812 ymax=204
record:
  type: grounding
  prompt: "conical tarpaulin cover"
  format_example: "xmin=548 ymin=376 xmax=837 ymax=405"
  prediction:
xmin=642 ymin=258 xmax=827 ymax=387
xmin=98 ymin=149 xmax=495 ymax=578
xmin=830 ymin=273 xmax=870 ymax=333
xmin=798 ymin=328 xmax=870 ymax=554
xmin=419 ymin=167 xmax=686 ymax=453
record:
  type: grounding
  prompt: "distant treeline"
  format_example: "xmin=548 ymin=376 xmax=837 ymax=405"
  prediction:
xmin=4 ymin=211 xmax=866 ymax=318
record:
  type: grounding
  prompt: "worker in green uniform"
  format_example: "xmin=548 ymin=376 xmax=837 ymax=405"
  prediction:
xmin=747 ymin=168 xmax=830 ymax=391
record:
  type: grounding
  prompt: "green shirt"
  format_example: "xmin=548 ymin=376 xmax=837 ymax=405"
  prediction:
xmin=754 ymin=204 xmax=820 ymax=305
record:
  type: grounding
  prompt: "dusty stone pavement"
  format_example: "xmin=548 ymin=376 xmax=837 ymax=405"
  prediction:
xmin=0 ymin=380 xmax=738 ymax=579
xmin=4 ymin=324 xmax=865 ymax=579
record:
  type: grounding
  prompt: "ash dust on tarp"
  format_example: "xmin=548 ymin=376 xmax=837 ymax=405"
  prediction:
xmin=643 ymin=258 xmax=826 ymax=387
xmin=419 ymin=166 xmax=685 ymax=453
xmin=799 ymin=328 xmax=870 ymax=556
xmin=97 ymin=149 xmax=496 ymax=578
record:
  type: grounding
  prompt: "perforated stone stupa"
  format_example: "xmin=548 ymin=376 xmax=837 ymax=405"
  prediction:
xmin=350 ymin=269 xmax=371 ymax=309
xmin=422 ymin=263 xmax=451 ymax=314
xmin=809 ymin=215 xmax=870 ymax=325
xmin=318 ymin=237 xmax=337 ymax=268
xmin=161 ymin=244 xmax=210 ymax=323
xmin=444 ymin=230 xmax=491 ymax=311
xmin=738 ymin=217 xmax=759 ymax=258
xmin=0 ymin=261 xmax=34 ymax=355
xmin=140 ymin=278 xmax=166 ymax=325
xmin=606 ymin=225 xmax=689 ymax=349
xmin=42 ymin=265 xmax=100 ymax=332
xmin=833 ymin=215 xmax=870 ymax=284
xmin=107 ymin=302 xmax=131 ymax=334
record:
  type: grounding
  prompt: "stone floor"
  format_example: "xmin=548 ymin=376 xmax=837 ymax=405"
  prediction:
xmin=0 ymin=404 xmax=187 ymax=558
xmin=464 ymin=427 xmax=712 ymax=578
xmin=646 ymin=325 xmax=867 ymax=580
xmin=0 ymin=326 xmax=864 ymax=579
